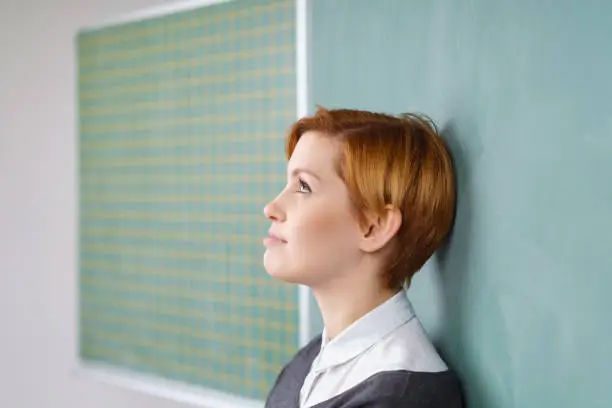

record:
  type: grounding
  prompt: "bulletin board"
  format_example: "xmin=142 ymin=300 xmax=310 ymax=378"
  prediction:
xmin=77 ymin=0 xmax=298 ymax=400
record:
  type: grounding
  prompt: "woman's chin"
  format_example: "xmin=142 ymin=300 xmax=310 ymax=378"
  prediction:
xmin=264 ymin=265 xmax=297 ymax=283
xmin=263 ymin=254 xmax=301 ymax=284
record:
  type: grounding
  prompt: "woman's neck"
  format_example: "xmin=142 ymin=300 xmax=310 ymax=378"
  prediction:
xmin=312 ymin=277 xmax=400 ymax=341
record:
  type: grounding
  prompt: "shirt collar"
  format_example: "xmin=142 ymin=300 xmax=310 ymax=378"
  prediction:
xmin=314 ymin=290 xmax=416 ymax=373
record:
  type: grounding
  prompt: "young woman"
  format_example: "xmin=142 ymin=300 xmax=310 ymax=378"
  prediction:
xmin=263 ymin=107 xmax=463 ymax=408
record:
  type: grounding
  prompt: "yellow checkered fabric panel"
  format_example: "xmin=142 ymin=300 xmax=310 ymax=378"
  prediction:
xmin=77 ymin=0 xmax=298 ymax=400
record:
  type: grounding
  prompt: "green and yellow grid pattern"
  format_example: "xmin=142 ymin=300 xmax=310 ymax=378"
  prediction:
xmin=77 ymin=0 xmax=298 ymax=400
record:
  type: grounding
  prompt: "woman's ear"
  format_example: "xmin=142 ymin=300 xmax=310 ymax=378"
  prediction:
xmin=359 ymin=205 xmax=402 ymax=253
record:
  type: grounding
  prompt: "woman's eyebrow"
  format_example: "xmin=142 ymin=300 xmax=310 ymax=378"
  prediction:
xmin=289 ymin=167 xmax=321 ymax=181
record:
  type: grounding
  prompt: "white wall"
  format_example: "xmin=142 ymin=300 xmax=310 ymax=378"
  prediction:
xmin=0 ymin=1 xmax=210 ymax=407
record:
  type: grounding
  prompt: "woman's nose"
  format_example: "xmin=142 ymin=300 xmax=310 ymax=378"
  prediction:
xmin=264 ymin=196 xmax=285 ymax=222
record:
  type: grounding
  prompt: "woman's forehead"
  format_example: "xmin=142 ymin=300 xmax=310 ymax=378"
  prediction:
xmin=288 ymin=131 xmax=340 ymax=174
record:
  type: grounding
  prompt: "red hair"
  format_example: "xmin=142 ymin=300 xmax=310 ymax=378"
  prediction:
xmin=286 ymin=107 xmax=456 ymax=289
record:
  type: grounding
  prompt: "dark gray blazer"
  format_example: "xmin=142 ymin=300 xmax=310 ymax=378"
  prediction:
xmin=265 ymin=335 xmax=464 ymax=408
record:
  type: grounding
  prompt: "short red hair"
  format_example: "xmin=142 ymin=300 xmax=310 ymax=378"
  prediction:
xmin=286 ymin=107 xmax=456 ymax=289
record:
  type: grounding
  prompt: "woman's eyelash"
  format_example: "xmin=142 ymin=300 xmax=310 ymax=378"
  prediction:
xmin=297 ymin=178 xmax=312 ymax=193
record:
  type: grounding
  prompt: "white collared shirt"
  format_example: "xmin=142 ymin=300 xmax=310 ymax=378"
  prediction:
xmin=299 ymin=291 xmax=448 ymax=408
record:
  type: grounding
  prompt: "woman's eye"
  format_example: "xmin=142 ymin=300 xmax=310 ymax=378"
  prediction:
xmin=297 ymin=178 xmax=312 ymax=193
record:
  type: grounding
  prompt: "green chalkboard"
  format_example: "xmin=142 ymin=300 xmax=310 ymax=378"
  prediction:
xmin=77 ymin=0 xmax=298 ymax=401
xmin=310 ymin=0 xmax=612 ymax=407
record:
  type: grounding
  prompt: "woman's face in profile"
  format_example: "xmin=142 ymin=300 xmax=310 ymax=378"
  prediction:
xmin=263 ymin=131 xmax=363 ymax=287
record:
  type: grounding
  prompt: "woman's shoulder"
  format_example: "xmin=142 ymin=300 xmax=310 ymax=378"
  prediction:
xmin=366 ymin=316 xmax=449 ymax=373
xmin=320 ymin=369 xmax=464 ymax=408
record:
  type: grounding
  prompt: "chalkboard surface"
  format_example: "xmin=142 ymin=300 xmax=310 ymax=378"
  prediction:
xmin=310 ymin=1 xmax=612 ymax=407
